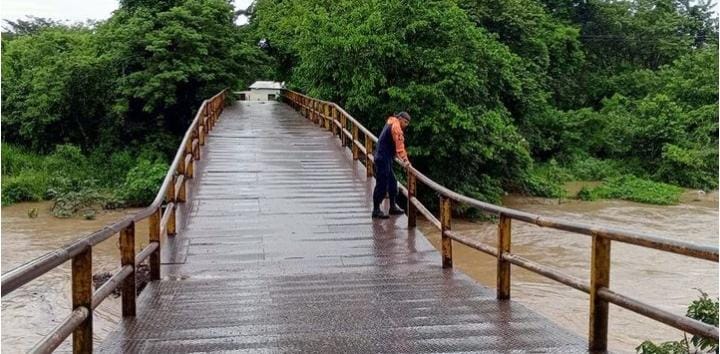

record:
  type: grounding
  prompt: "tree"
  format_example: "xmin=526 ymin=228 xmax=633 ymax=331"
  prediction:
xmin=253 ymin=0 xmax=537 ymax=202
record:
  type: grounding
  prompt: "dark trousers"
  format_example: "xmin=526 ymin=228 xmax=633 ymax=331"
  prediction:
xmin=372 ymin=157 xmax=397 ymax=210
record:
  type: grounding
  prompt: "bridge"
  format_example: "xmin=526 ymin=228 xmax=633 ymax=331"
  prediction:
xmin=2 ymin=90 xmax=718 ymax=353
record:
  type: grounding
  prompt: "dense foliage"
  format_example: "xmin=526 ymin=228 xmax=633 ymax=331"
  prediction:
xmin=250 ymin=0 xmax=718 ymax=204
xmin=1 ymin=0 xmax=718 ymax=211
xmin=1 ymin=1 xmax=276 ymax=211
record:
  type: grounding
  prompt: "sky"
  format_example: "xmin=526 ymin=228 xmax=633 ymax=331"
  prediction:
xmin=1 ymin=0 xmax=718 ymax=26
xmin=1 ymin=0 xmax=255 ymax=26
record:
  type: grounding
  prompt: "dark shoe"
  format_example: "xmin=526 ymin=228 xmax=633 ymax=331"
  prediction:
xmin=372 ymin=210 xmax=390 ymax=219
xmin=389 ymin=206 xmax=405 ymax=215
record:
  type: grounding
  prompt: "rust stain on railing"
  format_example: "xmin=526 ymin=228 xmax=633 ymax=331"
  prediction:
xmin=281 ymin=89 xmax=719 ymax=352
xmin=1 ymin=90 xmax=227 ymax=354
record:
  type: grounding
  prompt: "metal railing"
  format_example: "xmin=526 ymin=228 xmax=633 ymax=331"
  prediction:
xmin=1 ymin=90 xmax=227 ymax=353
xmin=281 ymin=89 xmax=719 ymax=352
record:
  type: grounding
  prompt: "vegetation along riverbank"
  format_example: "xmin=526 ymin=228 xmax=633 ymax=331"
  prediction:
xmin=2 ymin=0 xmax=717 ymax=215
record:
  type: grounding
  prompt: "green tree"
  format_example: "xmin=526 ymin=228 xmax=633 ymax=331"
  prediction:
xmin=254 ymin=0 xmax=539 ymax=202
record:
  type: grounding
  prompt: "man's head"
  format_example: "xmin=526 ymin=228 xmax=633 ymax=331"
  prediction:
xmin=395 ymin=111 xmax=411 ymax=128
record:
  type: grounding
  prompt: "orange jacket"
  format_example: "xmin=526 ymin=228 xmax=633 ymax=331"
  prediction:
xmin=387 ymin=116 xmax=408 ymax=162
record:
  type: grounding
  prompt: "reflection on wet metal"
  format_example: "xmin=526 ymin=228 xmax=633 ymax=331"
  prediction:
xmin=98 ymin=101 xmax=586 ymax=352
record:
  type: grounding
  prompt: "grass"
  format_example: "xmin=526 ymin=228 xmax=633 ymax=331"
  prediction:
xmin=1 ymin=143 xmax=168 ymax=216
xmin=525 ymin=157 xmax=686 ymax=205
xmin=577 ymin=175 xmax=684 ymax=205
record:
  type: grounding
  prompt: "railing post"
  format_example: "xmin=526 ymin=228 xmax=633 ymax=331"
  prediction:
xmin=365 ymin=137 xmax=374 ymax=177
xmin=313 ymin=101 xmax=318 ymax=124
xmin=341 ymin=115 xmax=348 ymax=147
xmin=440 ymin=196 xmax=452 ymax=268
xmin=166 ymin=175 xmax=177 ymax=236
xmin=407 ymin=170 xmax=416 ymax=228
xmin=72 ymin=247 xmax=92 ymax=354
xmin=589 ymin=235 xmax=611 ymax=351
xmin=120 ymin=222 xmax=136 ymax=317
xmin=187 ymin=156 xmax=194 ymax=180
xmin=497 ymin=214 xmax=511 ymax=300
xmin=324 ymin=104 xmax=330 ymax=130
xmin=351 ymin=125 xmax=359 ymax=160
xmin=204 ymin=102 xmax=211 ymax=131
xmin=177 ymin=173 xmax=187 ymax=203
xmin=331 ymin=106 xmax=338 ymax=136
xmin=192 ymin=134 xmax=200 ymax=161
xmin=149 ymin=207 xmax=161 ymax=281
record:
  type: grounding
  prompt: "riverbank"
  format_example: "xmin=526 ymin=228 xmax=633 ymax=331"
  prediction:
xmin=419 ymin=193 xmax=718 ymax=353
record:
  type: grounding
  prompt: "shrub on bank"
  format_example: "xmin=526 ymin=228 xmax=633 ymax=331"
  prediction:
xmin=1 ymin=143 xmax=170 ymax=214
xmin=120 ymin=159 xmax=169 ymax=207
xmin=578 ymin=176 xmax=683 ymax=205
xmin=636 ymin=291 xmax=718 ymax=353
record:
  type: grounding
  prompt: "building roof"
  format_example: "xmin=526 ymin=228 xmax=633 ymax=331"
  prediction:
xmin=249 ymin=81 xmax=284 ymax=90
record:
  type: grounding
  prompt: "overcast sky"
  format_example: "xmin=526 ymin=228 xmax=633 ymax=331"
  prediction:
xmin=1 ymin=0 xmax=255 ymax=25
xmin=1 ymin=0 xmax=718 ymax=27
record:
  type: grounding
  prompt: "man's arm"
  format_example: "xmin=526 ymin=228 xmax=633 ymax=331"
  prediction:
xmin=391 ymin=120 xmax=409 ymax=164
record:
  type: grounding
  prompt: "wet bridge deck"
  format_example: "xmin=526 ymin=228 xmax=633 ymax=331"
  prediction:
xmin=100 ymin=101 xmax=586 ymax=353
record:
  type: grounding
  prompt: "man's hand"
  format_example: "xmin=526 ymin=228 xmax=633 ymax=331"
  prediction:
xmin=402 ymin=159 xmax=412 ymax=169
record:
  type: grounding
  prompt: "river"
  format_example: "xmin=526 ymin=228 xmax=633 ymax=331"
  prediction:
xmin=1 ymin=202 xmax=146 ymax=352
xmin=1 ymin=193 xmax=718 ymax=353
xmin=419 ymin=190 xmax=718 ymax=353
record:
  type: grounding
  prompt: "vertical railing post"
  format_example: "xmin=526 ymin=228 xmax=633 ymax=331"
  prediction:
xmin=497 ymin=214 xmax=511 ymax=299
xmin=440 ymin=196 xmax=452 ymax=268
xmin=324 ymin=104 xmax=330 ymax=130
xmin=149 ymin=207 xmax=161 ymax=281
xmin=331 ymin=106 xmax=337 ymax=136
xmin=72 ymin=247 xmax=92 ymax=354
xmin=407 ymin=170 xmax=416 ymax=228
xmin=341 ymin=115 xmax=348 ymax=147
xmin=166 ymin=175 xmax=177 ymax=236
xmin=201 ymin=101 xmax=214 ymax=131
xmin=120 ymin=222 xmax=136 ymax=317
xmin=177 ymin=173 xmax=187 ymax=203
xmin=192 ymin=132 xmax=200 ymax=161
xmin=365 ymin=137 xmax=374 ymax=177
xmin=351 ymin=125 xmax=359 ymax=160
xmin=313 ymin=101 xmax=318 ymax=124
xmin=589 ymin=236 xmax=611 ymax=351
xmin=186 ymin=147 xmax=195 ymax=179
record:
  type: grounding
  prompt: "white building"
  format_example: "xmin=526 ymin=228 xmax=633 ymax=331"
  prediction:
xmin=237 ymin=81 xmax=284 ymax=101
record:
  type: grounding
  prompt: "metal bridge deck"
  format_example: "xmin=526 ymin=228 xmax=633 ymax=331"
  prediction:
xmin=99 ymin=101 xmax=587 ymax=353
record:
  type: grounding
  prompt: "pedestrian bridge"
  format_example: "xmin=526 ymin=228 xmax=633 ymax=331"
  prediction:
xmin=2 ymin=90 xmax=718 ymax=353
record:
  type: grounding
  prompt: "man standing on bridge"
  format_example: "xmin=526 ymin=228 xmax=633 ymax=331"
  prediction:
xmin=372 ymin=111 xmax=411 ymax=219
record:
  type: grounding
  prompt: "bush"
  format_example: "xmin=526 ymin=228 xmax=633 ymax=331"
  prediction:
xmin=579 ymin=176 xmax=683 ymax=205
xmin=1 ymin=143 xmax=44 ymax=176
xmin=1 ymin=170 xmax=50 ymax=205
xmin=566 ymin=157 xmax=625 ymax=181
xmin=119 ymin=159 xmax=169 ymax=207
xmin=519 ymin=160 xmax=571 ymax=198
xmin=636 ymin=291 xmax=718 ymax=354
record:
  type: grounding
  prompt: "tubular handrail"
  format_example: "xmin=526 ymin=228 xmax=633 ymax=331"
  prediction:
xmin=280 ymin=88 xmax=719 ymax=351
xmin=1 ymin=89 xmax=227 ymax=353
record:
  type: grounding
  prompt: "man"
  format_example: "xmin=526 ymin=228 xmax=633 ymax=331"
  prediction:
xmin=372 ymin=111 xmax=411 ymax=219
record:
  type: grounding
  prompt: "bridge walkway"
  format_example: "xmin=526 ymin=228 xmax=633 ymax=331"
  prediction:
xmin=99 ymin=100 xmax=586 ymax=352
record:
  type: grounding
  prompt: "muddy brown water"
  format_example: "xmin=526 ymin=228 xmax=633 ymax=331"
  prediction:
xmin=1 ymin=191 xmax=718 ymax=353
xmin=420 ymin=190 xmax=718 ymax=353
xmin=1 ymin=202 xmax=147 ymax=352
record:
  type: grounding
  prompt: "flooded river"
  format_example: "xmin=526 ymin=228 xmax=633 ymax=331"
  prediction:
xmin=420 ymin=191 xmax=718 ymax=353
xmin=2 ymin=192 xmax=717 ymax=353
xmin=1 ymin=202 xmax=146 ymax=352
